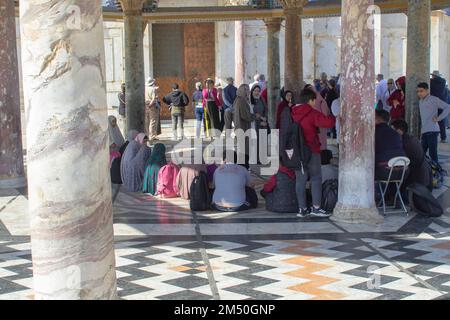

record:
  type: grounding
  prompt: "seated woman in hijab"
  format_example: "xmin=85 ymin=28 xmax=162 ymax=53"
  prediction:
xmin=176 ymin=164 xmax=208 ymax=200
xmin=108 ymin=115 xmax=125 ymax=152
xmin=110 ymin=130 xmax=138 ymax=184
xmin=120 ymin=133 xmax=152 ymax=192
xmin=142 ymin=143 xmax=167 ymax=195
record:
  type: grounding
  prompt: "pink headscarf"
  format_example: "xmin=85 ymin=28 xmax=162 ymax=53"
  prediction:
xmin=135 ymin=133 xmax=147 ymax=145
xmin=306 ymin=84 xmax=330 ymax=116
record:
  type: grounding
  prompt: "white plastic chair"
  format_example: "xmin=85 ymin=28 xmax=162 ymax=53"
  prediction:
xmin=376 ymin=156 xmax=410 ymax=216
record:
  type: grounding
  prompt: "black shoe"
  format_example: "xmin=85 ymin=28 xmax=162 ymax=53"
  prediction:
xmin=309 ymin=207 xmax=332 ymax=218
xmin=297 ymin=208 xmax=310 ymax=218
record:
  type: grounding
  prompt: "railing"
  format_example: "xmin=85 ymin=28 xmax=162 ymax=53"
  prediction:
xmin=103 ymin=0 xmax=284 ymax=11
xmin=248 ymin=0 xmax=283 ymax=9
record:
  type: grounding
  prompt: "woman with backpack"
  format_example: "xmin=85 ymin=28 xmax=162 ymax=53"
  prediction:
xmin=120 ymin=133 xmax=152 ymax=192
xmin=290 ymin=88 xmax=336 ymax=218
xmin=176 ymin=164 xmax=208 ymax=200
xmin=142 ymin=143 xmax=167 ymax=195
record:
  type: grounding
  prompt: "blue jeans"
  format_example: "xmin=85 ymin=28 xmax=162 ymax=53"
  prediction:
xmin=195 ymin=107 xmax=204 ymax=138
xmin=438 ymin=109 xmax=447 ymax=141
xmin=421 ymin=132 xmax=439 ymax=163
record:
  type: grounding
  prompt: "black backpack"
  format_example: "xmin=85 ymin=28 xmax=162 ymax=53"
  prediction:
xmin=407 ymin=183 xmax=443 ymax=217
xmin=321 ymin=179 xmax=338 ymax=213
xmin=189 ymin=172 xmax=211 ymax=211
xmin=426 ymin=156 xmax=446 ymax=189
xmin=279 ymin=107 xmax=312 ymax=172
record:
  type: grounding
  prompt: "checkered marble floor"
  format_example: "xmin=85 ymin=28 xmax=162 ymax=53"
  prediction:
xmin=1 ymin=150 xmax=449 ymax=300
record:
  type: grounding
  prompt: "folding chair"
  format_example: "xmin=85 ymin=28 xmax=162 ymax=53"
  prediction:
xmin=376 ymin=156 xmax=410 ymax=216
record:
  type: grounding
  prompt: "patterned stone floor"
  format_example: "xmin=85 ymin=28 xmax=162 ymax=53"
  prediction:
xmin=0 ymin=147 xmax=449 ymax=300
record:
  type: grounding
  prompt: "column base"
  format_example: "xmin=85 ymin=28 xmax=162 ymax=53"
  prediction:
xmin=331 ymin=203 xmax=384 ymax=225
xmin=0 ymin=176 xmax=27 ymax=189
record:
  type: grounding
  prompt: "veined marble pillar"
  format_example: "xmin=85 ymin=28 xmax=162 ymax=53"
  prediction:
xmin=280 ymin=0 xmax=305 ymax=101
xmin=0 ymin=0 xmax=25 ymax=189
xmin=406 ymin=0 xmax=431 ymax=138
xmin=265 ymin=18 xmax=282 ymax=129
xmin=331 ymin=0 xmax=383 ymax=225
xmin=120 ymin=0 xmax=146 ymax=133
xmin=19 ymin=0 xmax=117 ymax=299
xmin=235 ymin=20 xmax=245 ymax=86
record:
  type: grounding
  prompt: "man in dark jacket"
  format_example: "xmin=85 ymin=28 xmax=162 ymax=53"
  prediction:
xmin=290 ymin=88 xmax=335 ymax=218
xmin=430 ymin=71 xmax=449 ymax=142
xmin=163 ymin=83 xmax=190 ymax=140
xmin=375 ymin=110 xmax=406 ymax=180
xmin=223 ymin=77 xmax=237 ymax=134
xmin=391 ymin=119 xmax=432 ymax=190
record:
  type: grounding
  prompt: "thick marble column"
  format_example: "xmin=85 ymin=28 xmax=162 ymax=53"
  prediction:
xmin=19 ymin=0 xmax=117 ymax=299
xmin=331 ymin=0 xmax=383 ymax=225
xmin=280 ymin=0 xmax=305 ymax=100
xmin=235 ymin=21 xmax=245 ymax=86
xmin=120 ymin=0 xmax=146 ymax=133
xmin=405 ymin=0 xmax=431 ymax=138
xmin=264 ymin=18 xmax=282 ymax=129
xmin=0 ymin=0 xmax=25 ymax=189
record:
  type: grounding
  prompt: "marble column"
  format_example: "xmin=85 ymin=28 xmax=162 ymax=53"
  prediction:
xmin=264 ymin=18 xmax=282 ymax=129
xmin=331 ymin=0 xmax=383 ymax=225
xmin=235 ymin=20 xmax=245 ymax=86
xmin=405 ymin=0 xmax=431 ymax=138
xmin=19 ymin=0 xmax=117 ymax=299
xmin=280 ymin=0 xmax=305 ymax=101
xmin=0 ymin=0 xmax=26 ymax=189
xmin=120 ymin=0 xmax=146 ymax=133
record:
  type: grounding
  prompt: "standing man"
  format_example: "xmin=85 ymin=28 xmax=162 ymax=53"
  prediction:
xmin=223 ymin=77 xmax=237 ymax=135
xmin=290 ymin=88 xmax=335 ymax=217
xmin=430 ymin=71 xmax=449 ymax=143
xmin=417 ymin=82 xmax=450 ymax=164
xmin=118 ymin=83 xmax=126 ymax=133
xmin=376 ymin=74 xmax=388 ymax=110
xmin=145 ymin=77 xmax=161 ymax=141
xmin=163 ymin=83 xmax=190 ymax=141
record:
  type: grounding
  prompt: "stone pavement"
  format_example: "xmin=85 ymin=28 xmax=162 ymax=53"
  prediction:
xmin=1 ymin=127 xmax=450 ymax=300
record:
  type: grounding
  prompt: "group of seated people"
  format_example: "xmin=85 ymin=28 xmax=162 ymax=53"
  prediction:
xmin=107 ymin=97 xmax=428 ymax=215
xmin=109 ymin=114 xmax=339 ymax=215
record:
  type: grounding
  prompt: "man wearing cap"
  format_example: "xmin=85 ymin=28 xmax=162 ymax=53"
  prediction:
xmin=431 ymin=70 xmax=449 ymax=143
xmin=223 ymin=77 xmax=237 ymax=135
xmin=145 ymin=77 xmax=161 ymax=141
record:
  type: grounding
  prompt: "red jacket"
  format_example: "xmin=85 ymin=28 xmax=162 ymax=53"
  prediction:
xmin=291 ymin=103 xmax=336 ymax=154
xmin=387 ymin=76 xmax=406 ymax=120
xmin=387 ymin=90 xmax=405 ymax=120
xmin=263 ymin=166 xmax=296 ymax=193
xmin=202 ymin=88 xmax=222 ymax=109
xmin=261 ymin=88 xmax=268 ymax=104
